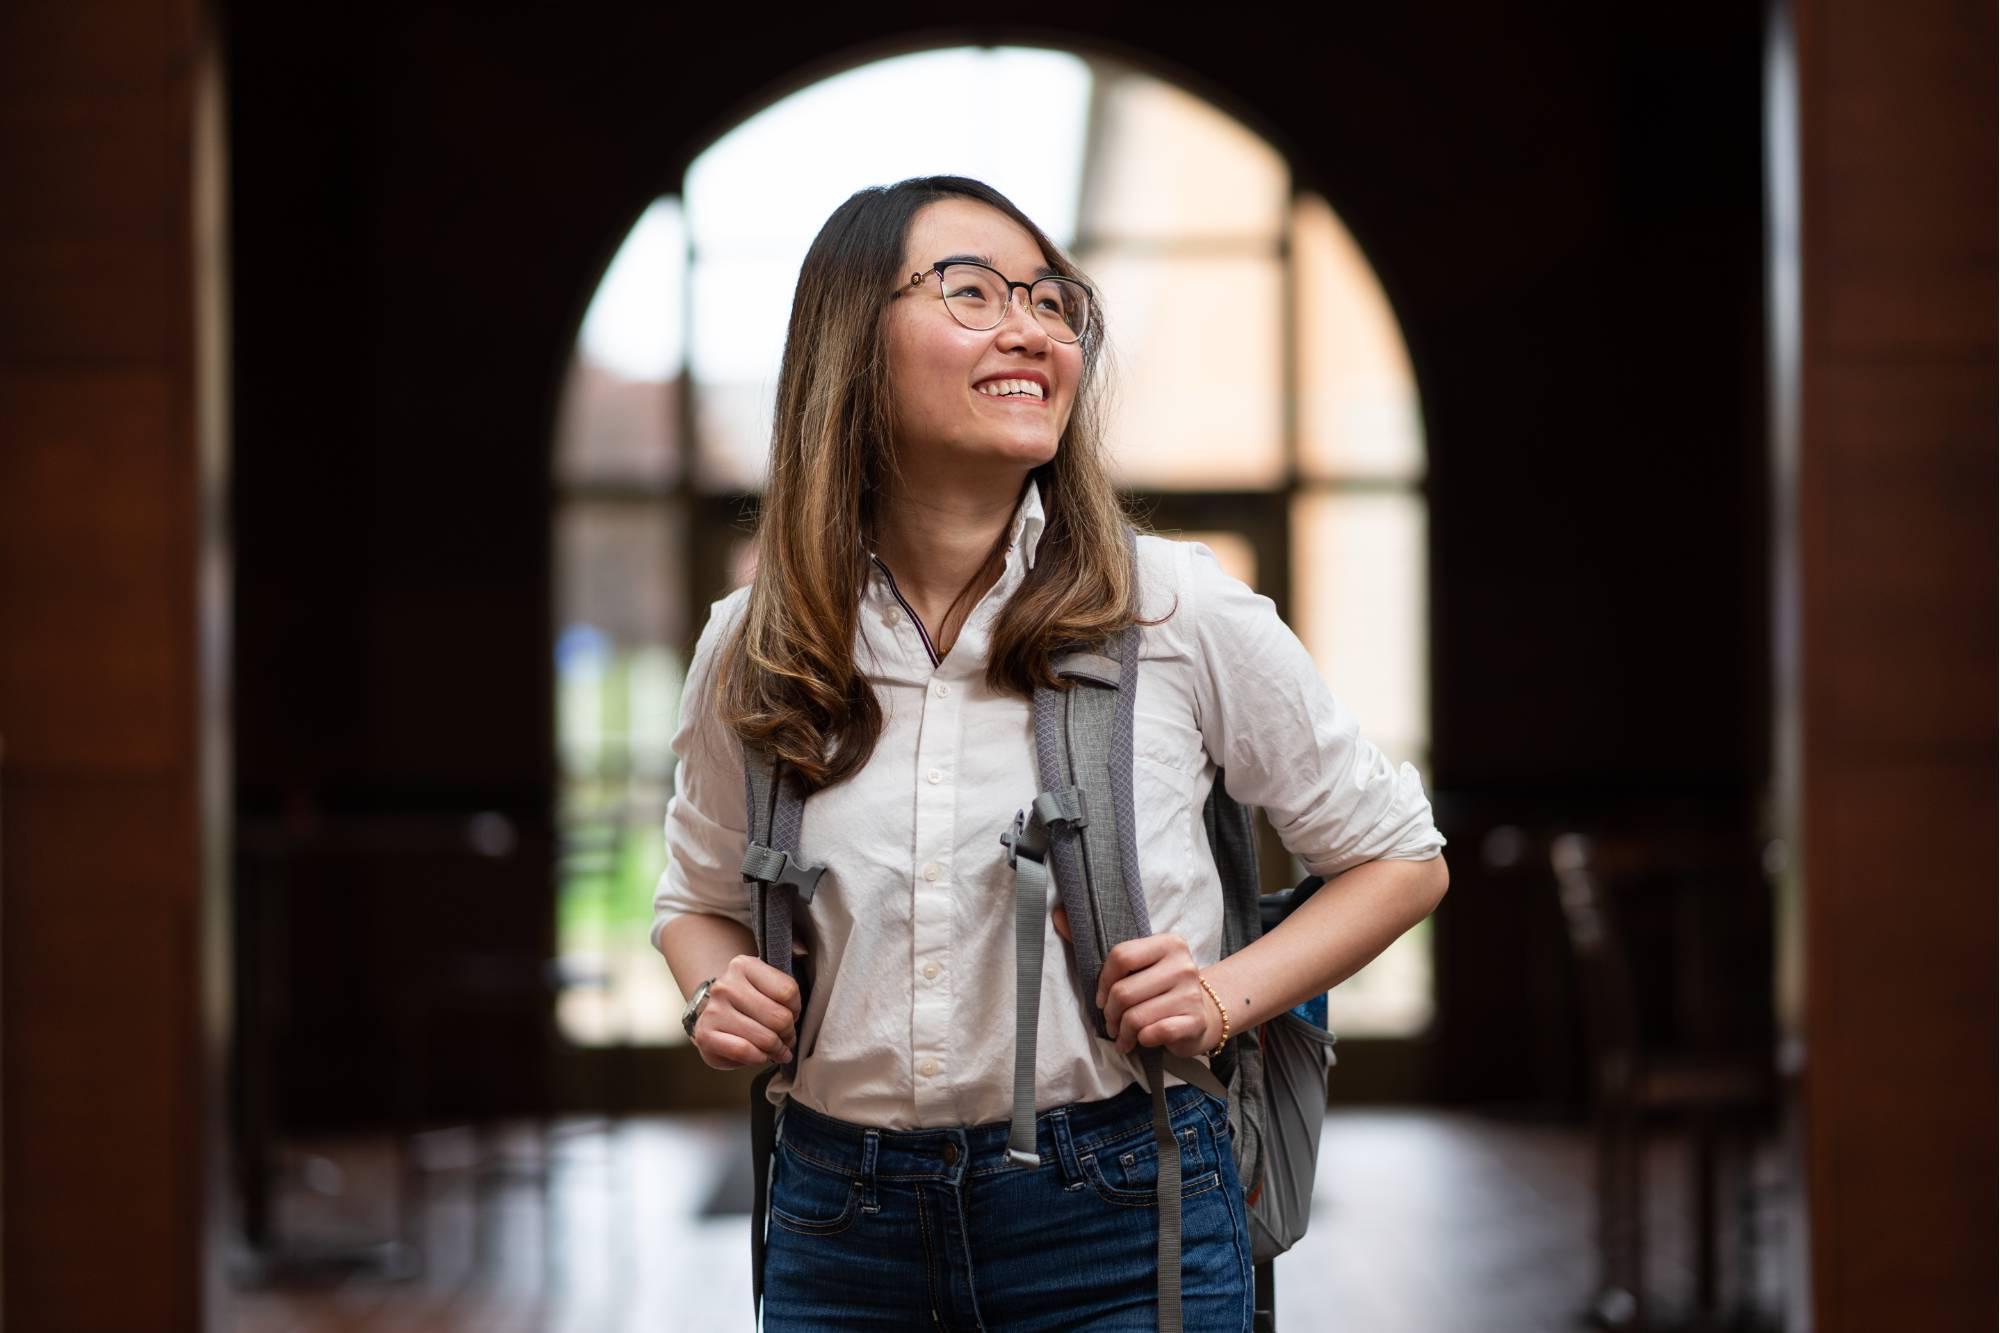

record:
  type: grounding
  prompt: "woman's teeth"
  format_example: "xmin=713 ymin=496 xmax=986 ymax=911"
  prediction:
xmin=976 ymin=379 xmax=1046 ymax=400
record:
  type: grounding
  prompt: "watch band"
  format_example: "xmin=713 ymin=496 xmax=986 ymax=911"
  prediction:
xmin=682 ymin=976 xmax=718 ymax=1039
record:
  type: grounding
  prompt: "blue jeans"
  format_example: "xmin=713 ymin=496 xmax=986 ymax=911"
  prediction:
xmin=761 ymin=1081 xmax=1253 ymax=1331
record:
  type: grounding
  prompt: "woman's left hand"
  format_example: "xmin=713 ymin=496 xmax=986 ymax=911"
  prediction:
xmin=1056 ymin=905 xmax=1221 ymax=1058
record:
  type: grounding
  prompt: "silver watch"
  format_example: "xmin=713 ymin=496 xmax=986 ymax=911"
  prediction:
xmin=681 ymin=976 xmax=718 ymax=1039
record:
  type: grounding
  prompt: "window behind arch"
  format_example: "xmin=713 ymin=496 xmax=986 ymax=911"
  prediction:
xmin=551 ymin=47 xmax=1433 ymax=1052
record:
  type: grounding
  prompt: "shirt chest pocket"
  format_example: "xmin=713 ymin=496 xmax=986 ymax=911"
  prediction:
xmin=1131 ymin=710 xmax=1203 ymax=894
xmin=1133 ymin=704 xmax=1207 ymax=779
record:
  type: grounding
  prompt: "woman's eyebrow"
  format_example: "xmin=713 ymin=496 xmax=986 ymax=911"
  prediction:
xmin=938 ymin=251 xmax=1060 ymax=280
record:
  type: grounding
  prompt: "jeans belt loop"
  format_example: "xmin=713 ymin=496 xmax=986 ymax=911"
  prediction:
xmin=857 ymin=1128 xmax=882 ymax=1214
xmin=1047 ymin=1107 xmax=1087 ymax=1191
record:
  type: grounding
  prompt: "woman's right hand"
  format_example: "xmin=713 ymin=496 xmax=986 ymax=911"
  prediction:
xmin=690 ymin=947 xmax=805 ymax=1070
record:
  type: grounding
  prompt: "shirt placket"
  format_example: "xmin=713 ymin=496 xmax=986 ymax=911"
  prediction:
xmin=909 ymin=667 xmax=961 ymax=1124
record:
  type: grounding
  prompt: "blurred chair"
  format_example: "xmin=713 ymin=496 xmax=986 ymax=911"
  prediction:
xmin=232 ymin=809 xmax=602 ymax=1288
xmin=231 ymin=813 xmax=431 ymax=1286
xmin=1550 ymin=828 xmax=1784 ymax=1333
xmin=389 ymin=807 xmax=628 ymax=1277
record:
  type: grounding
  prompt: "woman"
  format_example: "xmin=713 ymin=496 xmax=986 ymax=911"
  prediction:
xmin=652 ymin=175 xmax=1449 ymax=1331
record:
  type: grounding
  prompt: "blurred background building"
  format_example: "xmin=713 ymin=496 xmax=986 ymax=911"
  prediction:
xmin=0 ymin=3 xmax=1992 ymax=1331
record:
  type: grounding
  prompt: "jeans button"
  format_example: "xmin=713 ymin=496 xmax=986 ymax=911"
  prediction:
xmin=942 ymin=1142 xmax=960 ymax=1166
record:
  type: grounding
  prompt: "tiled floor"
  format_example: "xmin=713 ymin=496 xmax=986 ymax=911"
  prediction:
xmin=228 ymin=1107 xmax=1801 ymax=1332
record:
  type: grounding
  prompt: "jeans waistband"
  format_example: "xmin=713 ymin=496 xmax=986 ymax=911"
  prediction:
xmin=775 ymin=1081 xmax=1221 ymax=1186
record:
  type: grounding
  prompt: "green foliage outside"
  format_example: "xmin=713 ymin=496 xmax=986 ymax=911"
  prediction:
xmin=558 ymin=818 xmax=667 ymax=944
xmin=555 ymin=638 xmax=683 ymax=954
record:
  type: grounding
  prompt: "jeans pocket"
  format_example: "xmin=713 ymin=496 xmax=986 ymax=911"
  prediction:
xmin=769 ymin=1141 xmax=862 ymax=1236
xmin=1197 ymin=1090 xmax=1235 ymax=1145
xmin=1079 ymin=1104 xmax=1222 ymax=1207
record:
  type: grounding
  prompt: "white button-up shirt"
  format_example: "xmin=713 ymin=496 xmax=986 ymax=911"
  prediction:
xmin=651 ymin=480 xmax=1446 ymax=1130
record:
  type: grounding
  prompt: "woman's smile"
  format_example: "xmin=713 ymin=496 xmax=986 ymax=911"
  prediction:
xmin=973 ymin=387 xmax=1049 ymax=407
xmin=971 ymin=368 xmax=1053 ymax=409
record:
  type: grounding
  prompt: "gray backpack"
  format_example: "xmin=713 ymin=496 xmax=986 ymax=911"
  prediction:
xmin=740 ymin=529 xmax=1337 ymax=1332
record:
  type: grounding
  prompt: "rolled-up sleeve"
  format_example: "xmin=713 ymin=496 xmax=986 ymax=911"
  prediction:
xmin=648 ymin=588 xmax=755 ymax=954
xmin=1178 ymin=540 xmax=1445 ymax=879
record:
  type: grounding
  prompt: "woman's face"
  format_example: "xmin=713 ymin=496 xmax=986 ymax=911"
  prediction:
xmin=882 ymin=197 xmax=1084 ymax=479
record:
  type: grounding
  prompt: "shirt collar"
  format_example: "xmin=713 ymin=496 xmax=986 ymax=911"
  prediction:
xmin=1011 ymin=476 xmax=1048 ymax=573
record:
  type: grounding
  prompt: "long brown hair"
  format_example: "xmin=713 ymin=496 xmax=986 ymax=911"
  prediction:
xmin=715 ymin=175 xmax=1157 ymax=792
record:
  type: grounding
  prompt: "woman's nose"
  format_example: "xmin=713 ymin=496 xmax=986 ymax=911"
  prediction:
xmin=995 ymin=288 xmax=1051 ymax=345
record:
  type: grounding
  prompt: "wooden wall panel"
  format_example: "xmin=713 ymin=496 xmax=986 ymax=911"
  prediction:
xmin=0 ymin=372 xmax=185 ymax=774
xmin=1812 ymin=5 xmax=1992 ymax=354
xmin=1796 ymin=0 xmax=1998 ymax=1326
xmin=5 ymin=778 xmax=194 ymax=1327
xmin=1814 ymin=361 xmax=1996 ymax=754
xmin=0 ymin=0 xmax=222 ymax=1329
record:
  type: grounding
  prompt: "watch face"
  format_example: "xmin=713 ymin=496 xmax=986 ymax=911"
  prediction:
xmin=683 ymin=978 xmax=716 ymax=1036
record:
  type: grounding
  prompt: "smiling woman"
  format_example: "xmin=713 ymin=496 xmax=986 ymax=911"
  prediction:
xmin=866 ymin=196 xmax=1095 ymax=652
xmin=659 ymin=178 xmax=1275 ymax=1331
xmin=649 ymin=174 xmax=1447 ymax=1332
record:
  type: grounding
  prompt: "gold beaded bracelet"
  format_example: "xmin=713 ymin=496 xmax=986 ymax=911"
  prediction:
xmin=1195 ymin=974 xmax=1231 ymax=1057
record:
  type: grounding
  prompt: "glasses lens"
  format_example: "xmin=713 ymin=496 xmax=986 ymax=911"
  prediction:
xmin=938 ymin=264 xmax=1090 ymax=344
xmin=1032 ymin=277 xmax=1091 ymax=345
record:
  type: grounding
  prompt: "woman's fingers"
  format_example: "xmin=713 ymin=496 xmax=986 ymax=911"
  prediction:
xmin=720 ymin=1007 xmax=792 ymax=1060
xmin=1116 ymin=991 xmax=1210 ymax=1054
xmin=1051 ymin=919 xmax=1217 ymax=1057
xmin=735 ymin=956 xmax=804 ymax=1022
xmin=698 ymin=1029 xmax=772 ymax=1070
xmin=709 ymin=963 xmax=799 ymax=1050
xmin=1133 ymin=1013 xmax=1210 ymax=1057
xmin=1102 ymin=966 xmax=1174 ymax=1040
xmin=1093 ymin=932 xmax=1223 ymax=1057
xmin=692 ymin=1015 xmax=766 ymax=1070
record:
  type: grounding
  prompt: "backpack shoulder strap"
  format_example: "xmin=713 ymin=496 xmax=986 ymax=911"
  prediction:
xmin=741 ymin=740 xmax=820 ymax=1327
xmin=1004 ymin=525 xmax=1219 ymax=1333
xmin=741 ymin=741 xmax=821 ymax=976
xmin=1201 ymin=776 xmax=1263 ymax=1089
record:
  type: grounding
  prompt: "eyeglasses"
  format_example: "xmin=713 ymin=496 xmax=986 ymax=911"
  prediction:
xmin=896 ymin=260 xmax=1094 ymax=346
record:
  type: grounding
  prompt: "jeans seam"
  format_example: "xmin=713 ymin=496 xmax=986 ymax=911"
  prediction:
xmin=949 ymin=1181 xmax=987 ymax=1332
xmin=915 ymin=1185 xmax=946 ymax=1326
xmin=1223 ymin=1136 xmax=1254 ymax=1332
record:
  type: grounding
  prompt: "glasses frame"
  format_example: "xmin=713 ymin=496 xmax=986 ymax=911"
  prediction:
xmin=897 ymin=259 xmax=1095 ymax=346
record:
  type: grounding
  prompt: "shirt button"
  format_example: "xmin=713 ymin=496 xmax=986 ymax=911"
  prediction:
xmin=933 ymin=681 xmax=950 ymax=699
xmin=922 ymin=862 xmax=940 ymax=882
xmin=922 ymin=962 xmax=941 ymax=980
xmin=920 ymin=1058 xmax=939 ymax=1076
xmin=927 ymin=768 xmax=943 ymax=784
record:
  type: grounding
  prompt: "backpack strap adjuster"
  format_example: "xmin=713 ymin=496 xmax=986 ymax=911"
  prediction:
xmin=1033 ymin=785 xmax=1088 ymax=831
xmin=741 ymin=842 xmax=824 ymax=903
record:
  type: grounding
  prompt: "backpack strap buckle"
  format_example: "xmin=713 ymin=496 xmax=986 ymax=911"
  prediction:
xmin=741 ymin=842 xmax=824 ymax=903
xmin=999 ymin=807 xmax=1046 ymax=868
xmin=1000 ymin=786 xmax=1089 ymax=868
